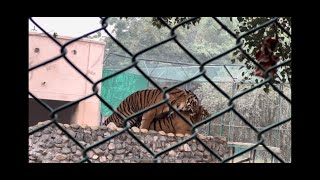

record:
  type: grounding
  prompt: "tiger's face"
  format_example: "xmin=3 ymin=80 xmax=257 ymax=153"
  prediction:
xmin=169 ymin=89 xmax=199 ymax=112
xmin=181 ymin=90 xmax=199 ymax=112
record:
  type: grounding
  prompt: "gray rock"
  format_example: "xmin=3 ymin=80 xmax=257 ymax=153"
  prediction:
xmin=114 ymin=154 xmax=124 ymax=160
xmin=182 ymin=159 xmax=189 ymax=163
xmin=116 ymin=149 xmax=125 ymax=154
xmin=37 ymin=142 xmax=45 ymax=148
xmin=99 ymin=156 xmax=107 ymax=162
xmin=191 ymin=144 xmax=197 ymax=151
xmin=97 ymin=136 xmax=104 ymax=142
xmin=104 ymin=149 xmax=110 ymax=156
xmin=145 ymin=135 xmax=152 ymax=142
xmin=119 ymin=134 xmax=127 ymax=141
xmin=34 ymin=132 xmax=41 ymax=137
xmin=177 ymin=152 xmax=184 ymax=159
xmin=35 ymin=147 xmax=44 ymax=153
xmin=204 ymin=150 xmax=211 ymax=156
xmin=106 ymin=154 xmax=113 ymax=160
xmin=53 ymin=147 xmax=61 ymax=153
xmin=55 ymin=143 xmax=64 ymax=148
xmin=43 ymin=127 xmax=52 ymax=134
xmin=153 ymin=136 xmax=159 ymax=142
xmin=126 ymin=145 xmax=133 ymax=153
xmin=92 ymin=131 xmax=97 ymax=141
xmin=203 ymin=155 xmax=211 ymax=161
xmin=108 ymin=143 xmax=115 ymax=150
xmin=32 ymin=137 xmax=40 ymax=144
xmin=46 ymin=139 xmax=54 ymax=148
xmin=61 ymin=135 xmax=69 ymax=143
xmin=79 ymin=141 xmax=86 ymax=146
xmin=68 ymin=141 xmax=75 ymax=147
xmin=126 ymin=138 xmax=132 ymax=144
xmin=54 ymin=154 xmax=68 ymax=161
xmin=87 ymin=151 xmax=94 ymax=158
xmin=63 ymin=124 xmax=70 ymax=128
xmin=44 ymin=153 xmax=54 ymax=161
xmin=92 ymin=155 xmax=99 ymax=160
xmin=75 ymin=150 xmax=82 ymax=156
xmin=71 ymin=146 xmax=77 ymax=153
xmin=168 ymin=150 xmax=176 ymax=156
xmin=93 ymin=148 xmax=104 ymax=156
xmin=40 ymin=134 xmax=50 ymax=143
xmin=61 ymin=147 xmax=71 ymax=154
xmin=184 ymin=144 xmax=191 ymax=152
xmin=96 ymin=130 xmax=104 ymax=136
xmin=70 ymin=124 xmax=80 ymax=129
xmin=160 ymin=136 xmax=166 ymax=142
xmin=121 ymin=142 xmax=127 ymax=149
xmin=99 ymin=144 xmax=107 ymax=150
xmin=148 ymin=130 xmax=158 ymax=134
xmin=56 ymin=129 xmax=63 ymax=135
xmin=54 ymin=137 xmax=62 ymax=144
xmin=103 ymin=132 xmax=110 ymax=137
xmin=84 ymin=130 xmax=91 ymax=134
xmin=75 ymin=133 xmax=83 ymax=141
xmin=195 ymin=151 xmax=203 ymax=157
xmin=115 ymin=143 xmax=122 ymax=149
xmin=66 ymin=129 xmax=76 ymax=137
xmin=184 ymin=152 xmax=192 ymax=158
xmin=197 ymin=145 xmax=205 ymax=152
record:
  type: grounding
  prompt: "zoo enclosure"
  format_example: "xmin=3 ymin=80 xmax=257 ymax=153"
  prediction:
xmin=29 ymin=17 xmax=291 ymax=163
xmin=101 ymin=53 xmax=291 ymax=162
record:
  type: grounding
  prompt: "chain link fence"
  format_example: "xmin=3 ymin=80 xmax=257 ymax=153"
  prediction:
xmin=28 ymin=17 xmax=291 ymax=163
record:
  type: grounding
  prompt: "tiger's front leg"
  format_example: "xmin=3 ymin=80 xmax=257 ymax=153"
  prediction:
xmin=140 ymin=110 xmax=156 ymax=129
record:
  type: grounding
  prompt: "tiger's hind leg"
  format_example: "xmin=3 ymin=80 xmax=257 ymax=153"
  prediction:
xmin=139 ymin=110 xmax=156 ymax=129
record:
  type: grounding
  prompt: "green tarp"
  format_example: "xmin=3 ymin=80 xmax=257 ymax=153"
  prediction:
xmin=100 ymin=70 xmax=149 ymax=116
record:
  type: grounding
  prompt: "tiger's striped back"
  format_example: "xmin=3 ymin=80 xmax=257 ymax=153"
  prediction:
xmin=104 ymin=88 xmax=197 ymax=128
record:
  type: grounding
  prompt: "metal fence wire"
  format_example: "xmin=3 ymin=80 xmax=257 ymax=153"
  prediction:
xmin=28 ymin=17 xmax=292 ymax=163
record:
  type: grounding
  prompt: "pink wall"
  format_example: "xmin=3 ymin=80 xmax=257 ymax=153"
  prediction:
xmin=29 ymin=32 xmax=106 ymax=126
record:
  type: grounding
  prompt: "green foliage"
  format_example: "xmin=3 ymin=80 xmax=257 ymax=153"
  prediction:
xmin=104 ymin=17 xmax=235 ymax=66
xmin=98 ymin=17 xmax=291 ymax=94
xmin=232 ymin=17 xmax=291 ymax=93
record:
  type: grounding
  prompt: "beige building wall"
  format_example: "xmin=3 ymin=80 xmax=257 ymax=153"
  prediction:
xmin=29 ymin=32 xmax=106 ymax=126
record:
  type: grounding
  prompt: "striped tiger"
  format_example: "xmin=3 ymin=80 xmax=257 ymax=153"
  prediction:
xmin=103 ymin=88 xmax=199 ymax=129
xmin=138 ymin=105 xmax=210 ymax=134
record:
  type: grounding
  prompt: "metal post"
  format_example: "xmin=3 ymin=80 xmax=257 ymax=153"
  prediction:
xmin=229 ymin=82 xmax=236 ymax=141
xmin=278 ymin=84 xmax=283 ymax=148
xmin=208 ymin=121 xmax=211 ymax=136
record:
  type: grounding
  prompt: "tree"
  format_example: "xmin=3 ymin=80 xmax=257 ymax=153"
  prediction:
xmin=231 ymin=17 xmax=291 ymax=93
xmin=99 ymin=17 xmax=235 ymax=66
xmin=90 ymin=17 xmax=291 ymax=93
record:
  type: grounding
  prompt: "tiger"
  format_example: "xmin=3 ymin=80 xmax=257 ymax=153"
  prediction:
xmin=135 ymin=105 xmax=210 ymax=134
xmin=103 ymin=88 xmax=199 ymax=129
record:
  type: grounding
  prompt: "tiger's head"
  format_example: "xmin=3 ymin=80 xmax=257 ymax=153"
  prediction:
xmin=168 ymin=89 xmax=199 ymax=112
xmin=181 ymin=90 xmax=199 ymax=112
